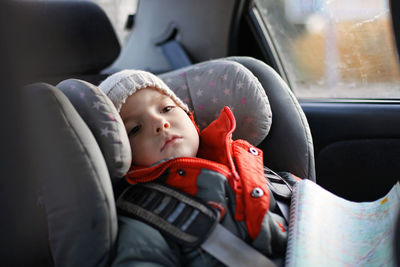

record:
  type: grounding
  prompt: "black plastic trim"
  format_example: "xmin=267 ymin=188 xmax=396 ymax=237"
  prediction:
xmin=245 ymin=4 xmax=290 ymax=86
xmin=228 ymin=0 xmax=248 ymax=55
xmin=300 ymin=101 xmax=400 ymax=155
xmin=300 ymin=98 xmax=400 ymax=104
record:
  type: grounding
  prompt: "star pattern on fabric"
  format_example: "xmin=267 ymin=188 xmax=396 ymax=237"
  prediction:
xmin=101 ymin=127 xmax=111 ymax=137
xmin=70 ymin=85 xmax=76 ymax=90
xmin=92 ymin=101 xmax=101 ymax=110
xmin=157 ymin=62 xmax=266 ymax=143
xmin=246 ymin=116 xmax=253 ymax=123
xmin=108 ymin=113 xmax=116 ymax=121
xmin=80 ymin=92 xmax=85 ymax=99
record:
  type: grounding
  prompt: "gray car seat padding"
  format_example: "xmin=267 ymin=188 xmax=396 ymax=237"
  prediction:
xmin=226 ymin=57 xmax=315 ymax=181
xmin=24 ymin=83 xmax=117 ymax=267
xmin=159 ymin=59 xmax=272 ymax=146
xmin=57 ymin=79 xmax=131 ymax=182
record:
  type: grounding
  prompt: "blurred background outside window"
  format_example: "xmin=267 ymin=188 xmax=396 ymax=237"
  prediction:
xmin=255 ymin=0 xmax=400 ymax=99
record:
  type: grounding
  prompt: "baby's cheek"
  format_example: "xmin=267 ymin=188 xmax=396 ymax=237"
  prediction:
xmin=130 ymin=143 xmax=141 ymax=162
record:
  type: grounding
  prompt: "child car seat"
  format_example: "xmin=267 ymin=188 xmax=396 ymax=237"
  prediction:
xmin=23 ymin=57 xmax=314 ymax=266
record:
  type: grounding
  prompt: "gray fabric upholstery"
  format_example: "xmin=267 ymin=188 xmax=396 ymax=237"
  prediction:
xmin=109 ymin=0 xmax=235 ymax=73
xmin=15 ymin=0 xmax=120 ymax=85
xmin=25 ymin=83 xmax=118 ymax=267
xmin=57 ymin=79 xmax=131 ymax=182
xmin=226 ymin=57 xmax=316 ymax=181
xmin=159 ymin=59 xmax=272 ymax=146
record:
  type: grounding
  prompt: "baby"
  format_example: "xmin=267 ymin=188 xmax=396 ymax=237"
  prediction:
xmin=99 ymin=70 xmax=293 ymax=266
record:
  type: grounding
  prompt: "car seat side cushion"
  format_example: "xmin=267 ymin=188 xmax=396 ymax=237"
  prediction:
xmin=24 ymin=83 xmax=118 ymax=267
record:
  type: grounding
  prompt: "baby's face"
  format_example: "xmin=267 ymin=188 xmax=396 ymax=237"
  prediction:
xmin=120 ymin=88 xmax=200 ymax=167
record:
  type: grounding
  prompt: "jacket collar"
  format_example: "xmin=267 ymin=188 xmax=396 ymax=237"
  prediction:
xmin=197 ymin=106 xmax=236 ymax=168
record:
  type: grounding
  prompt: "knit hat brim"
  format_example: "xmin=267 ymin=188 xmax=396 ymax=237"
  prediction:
xmin=99 ymin=70 xmax=189 ymax=113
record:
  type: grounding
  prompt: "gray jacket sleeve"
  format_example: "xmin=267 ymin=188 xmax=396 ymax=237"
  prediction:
xmin=112 ymin=216 xmax=181 ymax=267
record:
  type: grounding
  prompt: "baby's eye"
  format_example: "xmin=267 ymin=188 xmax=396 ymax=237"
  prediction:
xmin=128 ymin=125 xmax=141 ymax=137
xmin=162 ymin=105 xmax=176 ymax=113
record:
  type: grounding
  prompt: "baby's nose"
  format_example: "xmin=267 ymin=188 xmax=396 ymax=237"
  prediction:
xmin=155 ymin=121 xmax=170 ymax=134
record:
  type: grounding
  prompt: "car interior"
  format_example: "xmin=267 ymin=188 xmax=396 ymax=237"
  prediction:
xmin=0 ymin=0 xmax=399 ymax=265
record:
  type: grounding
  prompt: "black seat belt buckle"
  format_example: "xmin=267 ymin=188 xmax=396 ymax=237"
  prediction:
xmin=117 ymin=182 xmax=220 ymax=248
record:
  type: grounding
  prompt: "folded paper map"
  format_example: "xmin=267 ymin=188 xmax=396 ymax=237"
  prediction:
xmin=286 ymin=180 xmax=400 ymax=266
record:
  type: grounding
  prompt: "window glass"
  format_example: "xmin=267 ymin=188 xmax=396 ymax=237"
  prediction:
xmin=254 ymin=0 xmax=400 ymax=99
xmin=91 ymin=0 xmax=138 ymax=45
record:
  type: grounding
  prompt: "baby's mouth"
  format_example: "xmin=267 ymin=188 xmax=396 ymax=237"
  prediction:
xmin=161 ymin=136 xmax=182 ymax=152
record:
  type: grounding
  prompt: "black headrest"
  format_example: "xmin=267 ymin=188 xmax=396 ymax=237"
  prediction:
xmin=15 ymin=0 xmax=120 ymax=78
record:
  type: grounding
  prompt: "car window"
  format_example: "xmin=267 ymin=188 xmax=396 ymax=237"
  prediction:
xmin=253 ymin=0 xmax=400 ymax=99
xmin=91 ymin=0 xmax=138 ymax=45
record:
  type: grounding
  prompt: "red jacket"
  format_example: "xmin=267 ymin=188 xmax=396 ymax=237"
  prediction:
xmin=126 ymin=107 xmax=270 ymax=239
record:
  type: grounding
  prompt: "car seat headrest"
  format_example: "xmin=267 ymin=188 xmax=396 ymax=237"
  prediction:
xmin=16 ymin=0 xmax=120 ymax=84
xmin=159 ymin=59 xmax=272 ymax=146
xmin=57 ymin=79 xmax=131 ymax=182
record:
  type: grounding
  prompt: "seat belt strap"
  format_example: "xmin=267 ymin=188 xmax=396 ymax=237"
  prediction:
xmin=276 ymin=199 xmax=290 ymax=222
xmin=202 ymin=224 xmax=277 ymax=267
xmin=159 ymin=39 xmax=192 ymax=69
xmin=117 ymin=182 xmax=277 ymax=267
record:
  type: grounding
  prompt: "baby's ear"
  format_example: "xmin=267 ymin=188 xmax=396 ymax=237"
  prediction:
xmin=188 ymin=111 xmax=200 ymax=134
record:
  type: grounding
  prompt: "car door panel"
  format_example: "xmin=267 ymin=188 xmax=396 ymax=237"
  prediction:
xmin=301 ymin=102 xmax=400 ymax=201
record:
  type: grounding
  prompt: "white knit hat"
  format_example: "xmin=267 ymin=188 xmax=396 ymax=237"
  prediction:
xmin=99 ymin=70 xmax=189 ymax=113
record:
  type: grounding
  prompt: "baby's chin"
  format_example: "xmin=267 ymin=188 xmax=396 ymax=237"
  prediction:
xmin=146 ymin=152 xmax=197 ymax=167
xmin=133 ymin=147 xmax=199 ymax=167
xmin=167 ymin=150 xmax=198 ymax=160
